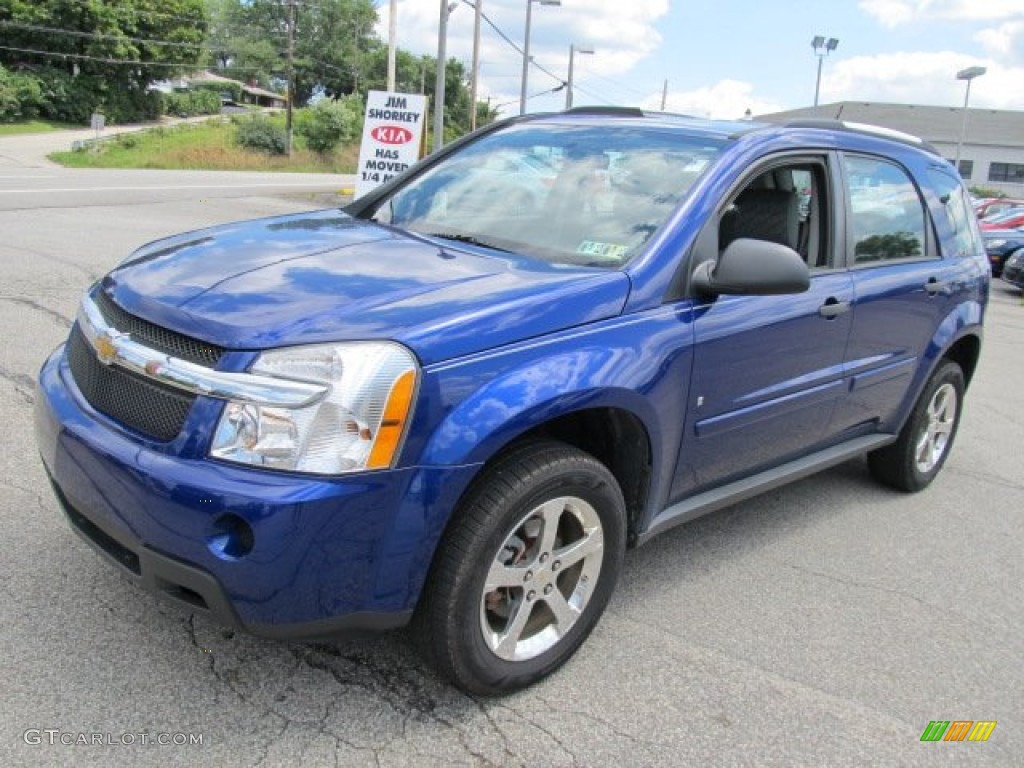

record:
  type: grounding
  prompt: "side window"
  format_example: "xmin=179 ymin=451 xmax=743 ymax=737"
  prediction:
xmin=718 ymin=160 xmax=832 ymax=269
xmin=927 ymin=169 xmax=984 ymax=258
xmin=844 ymin=155 xmax=927 ymax=264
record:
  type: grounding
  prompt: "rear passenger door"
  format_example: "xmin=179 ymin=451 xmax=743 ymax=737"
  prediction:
xmin=671 ymin=155 xmax=854 ymax=498
xmin=829 ymin=153 xmax=961 ymax=435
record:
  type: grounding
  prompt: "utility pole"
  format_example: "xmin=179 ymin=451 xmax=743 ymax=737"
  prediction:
xmin=470 ymin=0 xmax=482 ymax=131
xmin=433 ymin=0 xmax=449 ymax=152
xmin=286 ymin=0 xmax=295 ymax=156
xmin=387 ymin=0 xmax=397 ymax=91
xmin=661 ymin=79 xmax=667 ymax=111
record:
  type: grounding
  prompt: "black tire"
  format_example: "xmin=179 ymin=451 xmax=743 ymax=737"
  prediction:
xmin=415 ymin=440 xmax=626 ymax=695
xmin=868 ymin=360 xmax=965 ymax=492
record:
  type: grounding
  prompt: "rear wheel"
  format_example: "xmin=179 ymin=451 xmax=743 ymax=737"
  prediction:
xmin=868 ymin=360 xmax=964 ymax=492
xmin=416 ymin=440 xmax=626 ymax=695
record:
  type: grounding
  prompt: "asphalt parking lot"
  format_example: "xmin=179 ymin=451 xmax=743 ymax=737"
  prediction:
xmin=1 ymin=158 xmax=1021 ymax=767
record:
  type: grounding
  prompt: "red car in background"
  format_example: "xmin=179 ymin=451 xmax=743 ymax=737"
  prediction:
xmin=979 ymin=208 xmax=1024 ymax=230
xmin=974 ymin=198 xmax=1024 ymax=219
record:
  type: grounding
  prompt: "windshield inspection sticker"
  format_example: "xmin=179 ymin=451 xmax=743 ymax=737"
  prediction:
xmin=577 ymin=240 xmax=629 ymax=261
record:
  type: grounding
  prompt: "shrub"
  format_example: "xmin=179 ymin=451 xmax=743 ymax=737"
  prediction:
xmin=235 ymin=114 xmax=286 ymax=155
xmin=0 ymin=66 xmax=47 ymax=121
xmin=295 ymin=95 xmax=363 ymax=155
xmin=162 ymin=90 xmax=222 ymax=117
xmin=192 ymin=80 xmax=244 ymax=104
xmin=969 ymin=186 xmax=1005 ymax=199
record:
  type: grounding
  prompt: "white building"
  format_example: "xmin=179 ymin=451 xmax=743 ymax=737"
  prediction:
xmin=757 ymin=102 xmax=1024 ymax=196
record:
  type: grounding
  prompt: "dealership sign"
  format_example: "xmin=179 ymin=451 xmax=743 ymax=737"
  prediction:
xmin=354 ymin=91 xmax=427 ymax=199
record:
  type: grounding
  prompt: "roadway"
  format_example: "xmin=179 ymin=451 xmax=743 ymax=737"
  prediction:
xmin=0 ymin=149 xmax=1021 ymax=767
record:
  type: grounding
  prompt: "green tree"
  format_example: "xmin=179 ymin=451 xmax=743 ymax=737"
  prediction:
xmin=0 ymin=0 xmax=208 ymax=122
xmin=205 ymin=0 xmax=378 ymax=103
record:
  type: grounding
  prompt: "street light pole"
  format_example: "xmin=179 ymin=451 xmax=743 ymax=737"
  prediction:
xmin=565 ymin=44 xmax=594 ymax=110
xmin=811 ymin=35 xmax=838 ymax=107
xmin=954 ymin=65 xmax=986 ymax=173
xmin=520 ymin=0 xmax=560 ymax=115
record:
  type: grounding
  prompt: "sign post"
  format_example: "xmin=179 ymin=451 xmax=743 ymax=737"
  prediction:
xmin=354 ymin=91 xmax=428 ymax=200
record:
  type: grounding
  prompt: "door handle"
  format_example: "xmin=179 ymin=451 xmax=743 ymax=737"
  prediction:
xmin=818 ymin=298 xmax=850 ymax=318
xmin=924 ymin=278 xmax=947 ymax=296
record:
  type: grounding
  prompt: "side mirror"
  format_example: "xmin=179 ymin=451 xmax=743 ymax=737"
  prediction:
xmin=692 ymin=238 xmax=810 ymax=297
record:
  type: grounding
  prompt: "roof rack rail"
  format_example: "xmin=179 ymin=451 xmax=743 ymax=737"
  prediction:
xmin=781 ymin=118 xmax=942 ymax=156
xmin=563 ymin=106 xmax=646 ymax=117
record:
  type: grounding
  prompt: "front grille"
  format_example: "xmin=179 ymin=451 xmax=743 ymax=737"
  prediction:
xmin=67 ymin=325 xmax=196 ymax=442
xmin=94 ymin=290 xmax=225 ymax=367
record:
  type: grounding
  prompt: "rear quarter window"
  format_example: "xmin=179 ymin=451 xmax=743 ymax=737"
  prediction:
xmin=927 ymin=169 xmax=985 ymax=258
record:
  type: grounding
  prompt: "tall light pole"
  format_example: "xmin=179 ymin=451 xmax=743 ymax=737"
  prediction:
xmin=565 ymin=44 xmax=594 ymax=110
xmin=520 ymin=0 xmax=560 ymax=115
xmin=954 ymin=65 xmax=986 ymax=173
xmin=811 ymin=35 xmax=838 ymax=107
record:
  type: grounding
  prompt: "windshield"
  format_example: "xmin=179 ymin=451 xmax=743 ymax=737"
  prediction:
xmin=369 ymin=123 xmax=725 ymax=267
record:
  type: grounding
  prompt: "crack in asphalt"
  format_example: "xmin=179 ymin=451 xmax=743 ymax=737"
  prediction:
xmin=0 ymin=363 xmax=36 ymax=404
xmin=0 ymin=295 xmax=74 ymax=328
xmin=0 ymin=242 xmax=101 ymax=280
xmin=946 ymin=463 xmax=1024 ymax=492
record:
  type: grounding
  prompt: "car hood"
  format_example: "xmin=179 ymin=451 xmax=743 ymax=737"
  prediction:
xmin=101 ymin=210 xmax=630 ymax=365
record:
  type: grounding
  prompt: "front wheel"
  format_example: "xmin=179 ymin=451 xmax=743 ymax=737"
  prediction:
xmin=868 ymin=359 xmax=965 ymax=492
xmin=416 ymin=440 xmax=626 ymax=695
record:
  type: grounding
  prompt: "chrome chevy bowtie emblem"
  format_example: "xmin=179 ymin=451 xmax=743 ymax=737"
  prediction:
xmin=94 ymin=329 xmax=125 ymax=365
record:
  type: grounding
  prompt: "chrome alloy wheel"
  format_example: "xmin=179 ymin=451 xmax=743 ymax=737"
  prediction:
xmin=480 ymin=496 xmax=604 ymax=662
xmin=914 ymin=382 xmax=958 ymax=474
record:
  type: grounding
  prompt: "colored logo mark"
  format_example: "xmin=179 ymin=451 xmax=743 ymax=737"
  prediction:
xmin=920 ymin=721 xmax=997 ymax=742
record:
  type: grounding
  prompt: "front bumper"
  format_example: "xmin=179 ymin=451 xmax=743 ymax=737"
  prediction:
xmin=35 ymin=345 xmax=479 ymax=638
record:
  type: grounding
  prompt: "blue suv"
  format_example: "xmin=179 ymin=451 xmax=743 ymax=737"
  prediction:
xmin=35 ymin=109 xmax=988 ymax=694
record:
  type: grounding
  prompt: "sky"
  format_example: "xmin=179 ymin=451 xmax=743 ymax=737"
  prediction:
xmin=375 ymin=0 xmax=1024 ymax=119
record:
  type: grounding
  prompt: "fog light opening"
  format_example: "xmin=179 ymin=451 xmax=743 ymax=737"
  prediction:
xmin=208 ymin=514 xmax=255 ymax=560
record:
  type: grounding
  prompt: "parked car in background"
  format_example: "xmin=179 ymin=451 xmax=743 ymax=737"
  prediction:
xmin=35 ymin=110 xmax=989 ymax=695
xmin=1001 ymin=248 xmax=1024 ymax=289
xmin=981 ymin=228 xmax=1024 ymax=277
xmin=979 ymin=207 xmax=1024 ymax=231
xmin=974 ymin=197 xmax=1024 ymax=219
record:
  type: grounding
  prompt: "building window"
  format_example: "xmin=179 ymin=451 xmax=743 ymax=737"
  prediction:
xmin=988 ymin=162 xmax=1024 ymax=183
xmin=957 ymin=160 xmax=973 ymax=179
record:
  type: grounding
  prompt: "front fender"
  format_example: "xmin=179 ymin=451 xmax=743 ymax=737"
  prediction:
xmin=416 ymin=306 xmax=697 ymax=507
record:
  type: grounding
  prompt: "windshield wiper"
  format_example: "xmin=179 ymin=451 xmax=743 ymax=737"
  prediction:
xmin=423 ymin=232 xmax=512 ymax=253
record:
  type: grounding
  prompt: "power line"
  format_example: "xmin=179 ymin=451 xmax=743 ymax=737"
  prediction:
xmin=461 ymin=2 xmax=562 ymax=87
xmin=578 ymin=70 xmax=651 ymax=99
xmin=570 ymin=82 xmax=612 ymax=106
xmin=493 ymin=84 xmax=564 ymax=110
xmin=0 ymin=20 xmax=208 ymax=51
xmin=0 ymin=44 xmax=265 ymax=73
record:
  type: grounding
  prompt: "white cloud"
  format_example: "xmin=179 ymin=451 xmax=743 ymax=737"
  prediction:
xmin=375 ymin=0 xmax=669 ymax=109
xmin=633 ymin=80 xmax=785 ymax=120
xmin=859 ymin=0 xmax=1024 ymax=25
xmin=975 ymin=20 xmax=1024 ymax=63
xmin=822 ymin=51 xmax=1024 ymax=109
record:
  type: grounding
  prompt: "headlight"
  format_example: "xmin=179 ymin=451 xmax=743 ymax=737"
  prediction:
xmin=985 ymin=239 xmax=1006 ymax=250
xmin=210 ymin=342 xmax=418 ymax=474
